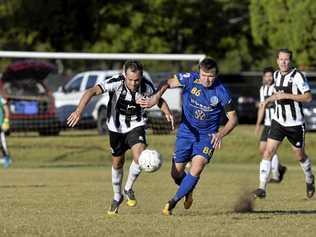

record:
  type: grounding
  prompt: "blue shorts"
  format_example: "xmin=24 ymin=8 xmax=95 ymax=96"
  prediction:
xmin=173 ymin=134 xmax=214 ymax=163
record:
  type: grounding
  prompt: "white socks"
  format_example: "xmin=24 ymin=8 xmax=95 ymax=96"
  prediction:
xmin=271 ymin=154 xmax=280 ymax=180
xmin=259 ymin=159 xmax=271 ymax=190
xmin=112 ymin=167 xmax=123 ymax=202
xmin=300 ymin=157 xmax=314 ymax=184
xmin=124 ymin=161 xmax=141 ymax=191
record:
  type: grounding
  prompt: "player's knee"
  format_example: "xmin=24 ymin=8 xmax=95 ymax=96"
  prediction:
xmin=263 ymin=149 xmax=274 ymax=160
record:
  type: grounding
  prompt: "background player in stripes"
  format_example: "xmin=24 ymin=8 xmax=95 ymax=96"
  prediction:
xmin=253 ymin=49 xmax=315 ymax=199
xmin=255 ymin=66 xmax=286 ymax=183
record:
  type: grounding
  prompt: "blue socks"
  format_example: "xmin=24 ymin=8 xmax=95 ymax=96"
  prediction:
xmin=173 ymin=173 xmax=199 ymax=202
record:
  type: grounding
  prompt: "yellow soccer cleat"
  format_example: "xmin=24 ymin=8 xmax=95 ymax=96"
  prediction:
xmin=107 ymin=197 xmax=123 ymax=216
xmin=162 ymin=199 xmax=176 ymax=216
xmin=124 ymin=189 xmax=137 ymax=207
xmin=183 ymin=191 xmax=193 ymax=209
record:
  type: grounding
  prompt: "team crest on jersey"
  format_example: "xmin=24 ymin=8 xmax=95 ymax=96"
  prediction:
xmin=210 ymin=96 xmax=219 ymax=106
xmin=195 ymin=109 xmax=206 ymax=120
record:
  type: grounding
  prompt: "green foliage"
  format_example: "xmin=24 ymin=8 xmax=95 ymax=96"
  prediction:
xmin=0 ymin=0 xmax=258 ymax=72
xmin=250 ymin=0 xmax=316 ymax=69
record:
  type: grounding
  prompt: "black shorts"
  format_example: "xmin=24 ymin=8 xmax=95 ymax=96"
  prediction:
xmin=109 ymin=126 xmax=147 ymax=156
xmin=260 ymin=126 xmax=270 ymax=142
xmin=268 ymin=120 xmax=305 ymax=148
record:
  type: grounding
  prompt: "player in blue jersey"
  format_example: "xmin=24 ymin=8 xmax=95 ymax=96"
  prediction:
xmin=139 ymin=58 xmax=238 ymax=215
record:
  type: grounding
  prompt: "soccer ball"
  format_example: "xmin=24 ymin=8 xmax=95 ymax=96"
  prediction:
xmin=138 ymin=149 xmax=163 ymax=173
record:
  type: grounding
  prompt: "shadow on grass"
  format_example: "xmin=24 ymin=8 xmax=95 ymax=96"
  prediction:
xmin=37 ymin=163 xmax=110 ymax=169
xmin=251 ymin=210 xmax=316 ymax=215
xmin=0 ymin=184 xmax=47 ymax=188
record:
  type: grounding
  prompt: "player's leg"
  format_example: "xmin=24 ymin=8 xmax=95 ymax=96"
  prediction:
xmin=253 ymin=138 xmax=281 ymax=198
xmin=124 ymin=126 xmax=147 ymax=207
xmin=261 ymin=126 xmax=286 ymax=183
xmin=287 ymin=125 xmax=315 ymax=198
xmin=163 ymin=136 xmax=211 ymax=215
xmin=0 ymin=131 xmax=11 ymax=168
xmin=107 ymin=131 xmax=127 ymax=215
xmin=163 ymin=156 xmax=207 ymax=215
xmin=253 ymin=121 xmax=284 ymax=198
xmin=175 ymin=156 xmax=208 ymax=209
xmin=162 ymin=137 xmax=192 ymax=215
xmin=108 ymin=154 xmax=125 ymax=215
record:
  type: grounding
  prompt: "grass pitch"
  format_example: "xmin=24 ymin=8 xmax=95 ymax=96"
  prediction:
xmin=1 ymin=126 xmax=316 ymax=237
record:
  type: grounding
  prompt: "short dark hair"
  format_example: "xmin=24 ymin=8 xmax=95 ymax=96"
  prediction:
xmin=124 ymin=60 xmax=143 ymax=76
xmin=263 ymin=66 xmax=274 ymax=74
xmin=277 ymin=48 xmax=293 ymax=60
xmin=199 ymin=57 xmax=218 ymax=74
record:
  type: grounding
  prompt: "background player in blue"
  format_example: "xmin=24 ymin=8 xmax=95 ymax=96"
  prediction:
xmin=140 ymin=58 xmax=238 ymax=215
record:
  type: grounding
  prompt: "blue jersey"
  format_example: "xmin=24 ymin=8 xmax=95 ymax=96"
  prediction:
xmin=176 ymin=72 xmax=232 ymax=136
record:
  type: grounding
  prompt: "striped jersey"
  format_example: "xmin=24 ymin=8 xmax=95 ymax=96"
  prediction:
xmin=97 ymin=74 xmax=156 ymax=133
xmin=273 ymin=68 xmax=310 ymax=127
xmin=259 ymin=84 xmax=275 ymax=126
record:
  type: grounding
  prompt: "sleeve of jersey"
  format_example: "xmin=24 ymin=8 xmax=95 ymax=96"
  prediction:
xmin=175 ymin=72 xmax=193 ymax=88
xmin=295 ymin=72 xmax=310 ymax=94
xmin=219 ymin=85 xmax=235 ymax=113
xmin=97 ymin=79 xmax=120 ymax=94
xmin=259 ymin=87 xmax=264 ymax=102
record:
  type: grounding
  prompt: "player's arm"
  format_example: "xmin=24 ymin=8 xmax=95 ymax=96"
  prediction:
xmin=211 ymin=102 xmax=238 ymax=149
xmin=255 ymin=102 xmax=265 ymax=135
xmin=267 ymin=91 xmax=312 ymax=103
xmin=67 ymin=85 xmax=103 ymax=127
xmin=137 ymin=76 xmax=181 ymax=108
xmin=157 ymin=98 xmax=175 ymax=130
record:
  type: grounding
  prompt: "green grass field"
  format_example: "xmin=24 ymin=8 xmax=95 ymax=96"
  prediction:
xmin=1 ymin=125 xmax=316 ymax=237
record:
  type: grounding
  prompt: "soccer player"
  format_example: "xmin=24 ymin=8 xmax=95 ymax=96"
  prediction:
xmin=0 ymin=95 xmax=11 ymax=168
xmin=253 ymin=49 xmax=315 ymax=199
xmin=140 ymin=58 xmax=238 ymax=215
xmin=255 ymin=66 xmax=287 ymax=183
xmin=67 ymin=60 xmax=174 ymax=215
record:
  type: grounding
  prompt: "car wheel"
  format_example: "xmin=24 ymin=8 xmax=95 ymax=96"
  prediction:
xmin=97 ymin=107 xmax=108 ymax=135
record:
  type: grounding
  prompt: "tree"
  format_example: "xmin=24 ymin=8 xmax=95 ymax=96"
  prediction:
xmin=250 ymin=0 xmax=316 ymax=69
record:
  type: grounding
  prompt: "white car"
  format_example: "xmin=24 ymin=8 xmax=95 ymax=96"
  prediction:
xmin=54 ymin=70 xmax=182 ymax=134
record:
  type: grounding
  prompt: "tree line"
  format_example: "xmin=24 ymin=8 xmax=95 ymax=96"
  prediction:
xmin=0 ymin=0 xmax=315 ymax=72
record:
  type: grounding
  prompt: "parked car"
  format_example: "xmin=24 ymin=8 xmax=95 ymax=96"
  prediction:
xmin=53 ymin=70 xmax=180 ymax=134
xmin=0 ymin=60 xmax=61 ymax=135
xmin=219 ymin=73 xmax=260 ymax=124
xmin=303 ymin=81 xmax=316 ymax=131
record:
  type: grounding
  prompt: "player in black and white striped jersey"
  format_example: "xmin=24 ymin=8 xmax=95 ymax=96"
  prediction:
xmin=253 ymin=49 xmax=315 ymax=199
xmin=67 ymin=60 xmax=174 ymax=215
xmin=255 ymin=67 xmax=286 ymax=183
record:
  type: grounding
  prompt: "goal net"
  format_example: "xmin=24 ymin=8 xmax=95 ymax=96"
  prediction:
xmin=0 ymin=51 xmax=204 ymax=136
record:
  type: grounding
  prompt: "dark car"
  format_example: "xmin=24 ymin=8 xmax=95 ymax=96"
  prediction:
xmin=219 ymin=73 xmax=259 ymax=124
xmin=303 ymin=81 xmax=316 ymax=131
xmin=0 ymin=60 xmax=61 ymax=135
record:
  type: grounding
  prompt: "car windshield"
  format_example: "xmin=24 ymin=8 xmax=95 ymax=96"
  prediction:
xmin=3 ymin=78 xmax=47 ymax=96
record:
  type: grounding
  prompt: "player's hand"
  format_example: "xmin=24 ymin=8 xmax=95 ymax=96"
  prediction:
xmin=136 ymin=95 xmax=158 ymax=108
xmin=1 ymin=118 xmax=10 ymax=132
xmin=211 ymin=132 xmax=223 ymax=149
xmin=67 ymin=110 xmax=81 ymax=127
xmin=165 ymin=113 xmax=175 ymax=130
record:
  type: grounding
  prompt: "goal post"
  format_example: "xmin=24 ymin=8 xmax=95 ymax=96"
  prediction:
xmin=0 ymin=51 xmax=205 ymax=136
